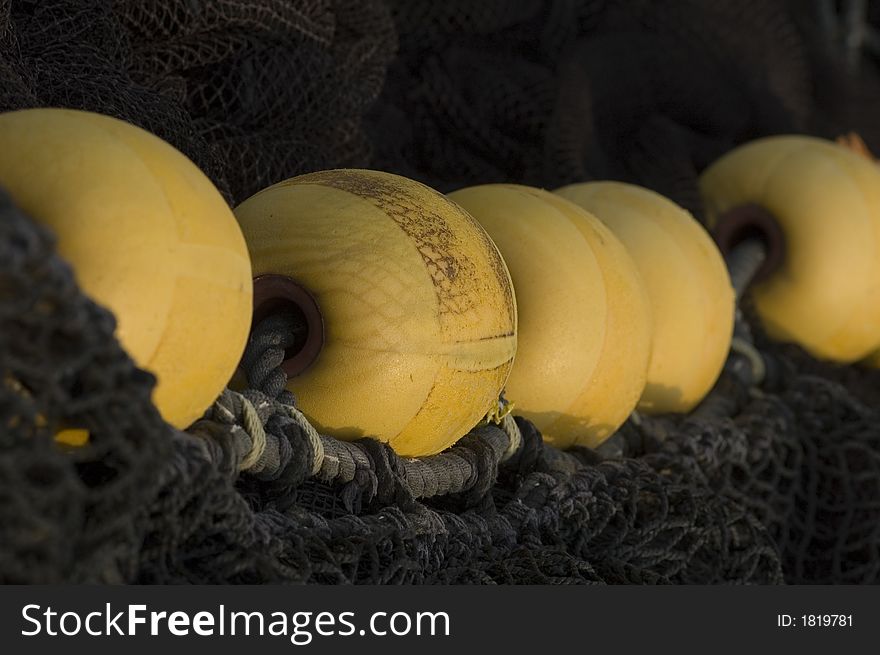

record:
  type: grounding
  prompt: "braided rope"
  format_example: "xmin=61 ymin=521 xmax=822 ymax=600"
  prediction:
xmin=198 ymin=311 xmax=533 ymax=498
xmin=206 ymin=385 xmax=527 ymax=500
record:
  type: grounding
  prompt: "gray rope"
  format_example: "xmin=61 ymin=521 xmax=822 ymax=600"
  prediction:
xmin=239 ymin=311 xmax=301 ymax=403
xmin=690 ymin=309 xmax=763 ymax=422
xmin=197 ymin=310 xmax=529 ymax=500
xmin=302 ymin=404 xmax=522 ymax=488
xmin=726 ymin=238 xmax=767 ymax=300
xmin=211 ymin=387 xmax=524 ymax=499
xmin=206 ymin=388 xmax=287 ymax=474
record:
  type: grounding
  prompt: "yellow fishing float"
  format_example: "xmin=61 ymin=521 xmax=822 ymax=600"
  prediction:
xmin=556 ymin=182 xmax=735 ymax=415
xmin=700 ymin=136 xmax=880 ymax=362
xmin=449 ymin=184 xmax=651 ymax=449
xmin=834 ymin=134 xmax=880 ymax=369
xmin=0 ymin=108 xmax=253 ymax=431
xmin=234 ymin=169 xmax=517 ymax=457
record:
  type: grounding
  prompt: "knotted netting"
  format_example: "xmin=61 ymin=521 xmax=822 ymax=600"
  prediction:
xmin=1 ymin=0 xmax=880 ymax=584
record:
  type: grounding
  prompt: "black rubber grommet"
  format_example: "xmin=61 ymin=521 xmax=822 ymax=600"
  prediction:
xmin=712 ymin=203 xmax=786 ymax=283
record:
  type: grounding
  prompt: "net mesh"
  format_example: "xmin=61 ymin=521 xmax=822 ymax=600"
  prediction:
xmin=2 ymin=0 xmax=880 ymax=584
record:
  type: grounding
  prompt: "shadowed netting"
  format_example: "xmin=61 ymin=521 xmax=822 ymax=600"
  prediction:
xmin=2 ymin=0 xmax=880 ymax=584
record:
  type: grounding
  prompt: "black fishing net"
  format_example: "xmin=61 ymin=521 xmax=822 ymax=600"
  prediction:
xmin=1 ymin=0 xmax=880 ymax=585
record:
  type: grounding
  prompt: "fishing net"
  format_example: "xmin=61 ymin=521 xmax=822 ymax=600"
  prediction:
xmin=1 ymin=0 xmax=880 ymax=584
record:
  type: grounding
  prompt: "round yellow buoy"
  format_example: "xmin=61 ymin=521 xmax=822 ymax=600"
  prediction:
xmin=556 ymin=182 xmax=734 ymax=415
xmin=449 ymin=184 xmax=651 ymax=449
xmin=0 ymin=108 xmax=253 ymax=429
xmin=234 ymin=169 xmax=517 ymax=457
xmin=700 ymin=135 xmax=880 ymax=362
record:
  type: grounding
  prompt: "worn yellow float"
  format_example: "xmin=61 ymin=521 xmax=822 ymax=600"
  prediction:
xmin=557 ymin=182 xmax=734 ymax=415
xmin=0 ymin=108 xmax=253 ymax=430
xmin=700 ymin=136 xmax=880 ymax=362
xmin=234 ymin=169 xmax=517 ymax=457
xmin=834 ymin=134 xmax=880 ymax=369
xmin=449 ymin=184 xmax=651 ymax=448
